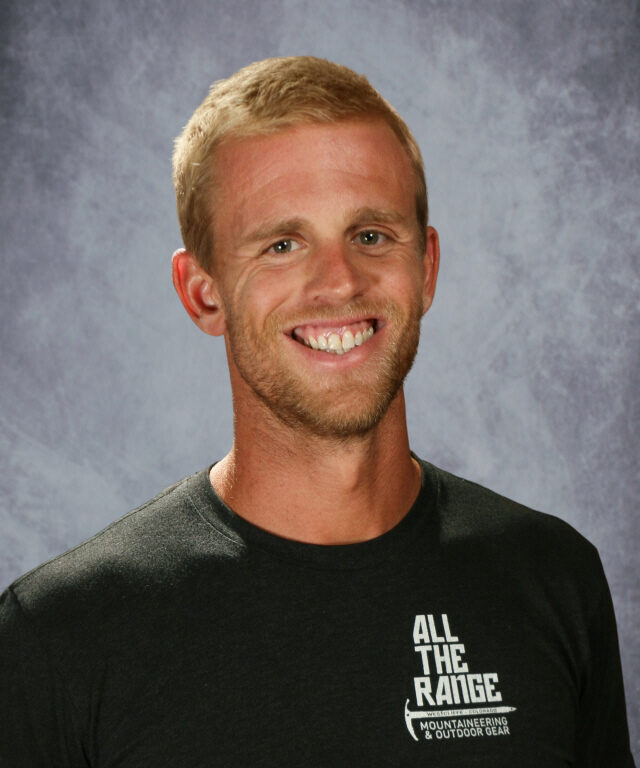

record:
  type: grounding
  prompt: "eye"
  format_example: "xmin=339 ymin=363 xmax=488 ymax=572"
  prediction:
xmin=356 ymin=230 xmax=387 ymax=246
xmin=266 ymin=238 xmax=302 ymax=254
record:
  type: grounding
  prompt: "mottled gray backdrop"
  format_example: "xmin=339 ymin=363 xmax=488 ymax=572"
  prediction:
xmin=1 ymin=0 xmax=638 ymax=755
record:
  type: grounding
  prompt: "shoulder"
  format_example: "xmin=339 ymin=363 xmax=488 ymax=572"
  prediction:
xmin=424 ymin=458 xmax=595 ymax=548
xmin=4 ymin=468 xmax=232 ymax=623
xmin=420 ymin=458 xmax=605 ymax=591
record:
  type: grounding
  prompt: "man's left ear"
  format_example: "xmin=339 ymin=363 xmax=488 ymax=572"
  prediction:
xmin=171 ymin=248 xmax=226 ymax=336
xmin=421 ymin=226 xmax=440 ymax=315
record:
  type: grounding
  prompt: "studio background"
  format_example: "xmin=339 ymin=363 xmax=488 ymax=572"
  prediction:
xmin=1 ymin=0 xmax=638 ymax=756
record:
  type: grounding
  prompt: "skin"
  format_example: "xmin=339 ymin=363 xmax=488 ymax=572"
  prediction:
xmin=172 ymin=119 xmax=439 ymax=544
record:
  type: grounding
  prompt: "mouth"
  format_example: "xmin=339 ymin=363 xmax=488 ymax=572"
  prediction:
xmin=289 ymin=318 xmax=379 ymax=355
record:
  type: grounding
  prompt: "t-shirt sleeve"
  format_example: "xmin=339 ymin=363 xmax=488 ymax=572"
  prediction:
xmin=0 ymin=586 xmax=88 ymax=767
xmin=574 ymin=556 xmax=635 ymax=768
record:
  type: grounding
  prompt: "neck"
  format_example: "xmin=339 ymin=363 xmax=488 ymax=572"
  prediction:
xmin=210 ymin=389 xmax=421 ymax=545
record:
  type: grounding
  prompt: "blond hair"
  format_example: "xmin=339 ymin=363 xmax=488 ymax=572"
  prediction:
xmin=172 ymin=56 xmax=428 ymax=270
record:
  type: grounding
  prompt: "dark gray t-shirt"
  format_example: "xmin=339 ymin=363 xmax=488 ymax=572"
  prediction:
xmin=0 ymin=459 xmax=634 ymax=766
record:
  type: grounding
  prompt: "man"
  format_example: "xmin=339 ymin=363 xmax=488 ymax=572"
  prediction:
xmin=0 ymin=57 xmax=634 ymax=766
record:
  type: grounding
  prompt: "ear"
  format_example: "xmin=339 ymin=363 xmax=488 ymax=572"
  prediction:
xmin=171 ymin=248 xmax=226 ymax=336
xmin=421 ymin=226 xmax=440 ymax=315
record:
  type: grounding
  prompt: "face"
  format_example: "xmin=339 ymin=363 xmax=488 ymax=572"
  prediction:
xmin=208 ymin=120 xmax=438 ymax=438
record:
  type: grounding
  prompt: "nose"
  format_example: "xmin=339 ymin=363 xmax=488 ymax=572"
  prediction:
xmin=304 ymin=241 xmax=369 ymax=305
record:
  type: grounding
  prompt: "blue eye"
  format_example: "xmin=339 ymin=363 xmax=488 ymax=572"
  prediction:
xmin=267 ymin=239 xmax=301 ymax=254
xmin=358 ymin=231 xmax=385 ymax=245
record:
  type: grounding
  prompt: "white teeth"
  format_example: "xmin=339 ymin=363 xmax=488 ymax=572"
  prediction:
xmin=327 ymin=333 xmax=342 ymax=352
xmin=297 ymin=324 xmax=375 ymax=354
xmin=342 ymin=330 xmax=355 ymax=351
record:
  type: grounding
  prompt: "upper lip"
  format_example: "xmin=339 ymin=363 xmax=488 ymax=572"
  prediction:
xmin=285 ymin=315 xmax=380 ymax=336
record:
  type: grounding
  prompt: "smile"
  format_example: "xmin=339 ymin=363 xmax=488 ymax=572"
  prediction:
xmin=291 ymin=320 xmax=377 ymax=355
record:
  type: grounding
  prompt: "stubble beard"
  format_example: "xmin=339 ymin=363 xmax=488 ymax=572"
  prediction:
xmin=225 ymin=299 xmax=423 ymax=440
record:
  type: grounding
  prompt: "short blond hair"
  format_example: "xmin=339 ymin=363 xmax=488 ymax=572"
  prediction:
xmin=172 ymin=56 xmax=428 ymax=270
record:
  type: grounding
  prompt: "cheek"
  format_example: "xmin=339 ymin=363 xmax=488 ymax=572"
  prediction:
xmin=382 ymin=262 xmax=424 ymax=305
xmin=232 ymin=270 xmax=294 ymax=329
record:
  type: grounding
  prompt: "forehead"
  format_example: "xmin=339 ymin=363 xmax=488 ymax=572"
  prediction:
xmin=215 ymin=119 xmax=414 ymax=188
xmin=210 ymin=120 xmax=417 ymax=240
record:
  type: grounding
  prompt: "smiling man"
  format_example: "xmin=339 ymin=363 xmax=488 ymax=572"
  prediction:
xmin=172 ymin=113 xmax=437 ymax=545
xmin=0 ymin=57 xmax=634 ymax=767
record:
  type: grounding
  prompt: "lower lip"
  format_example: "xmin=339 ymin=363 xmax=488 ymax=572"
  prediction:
xmin=285 ymin=326 xmax=385 ymax=367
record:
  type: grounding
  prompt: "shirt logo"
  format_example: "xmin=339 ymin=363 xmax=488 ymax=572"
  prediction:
xmin=405 ymin=613 xmax=516 ymax=742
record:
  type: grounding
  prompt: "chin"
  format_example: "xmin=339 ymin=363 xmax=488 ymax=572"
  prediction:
xmin=256 ymin=374 xmax=405 ymax=439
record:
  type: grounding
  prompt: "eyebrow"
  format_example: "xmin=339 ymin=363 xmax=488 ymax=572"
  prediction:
xmin=348 ymin=207 xmax=406 ymax=227
xmin=238 ymin=207 xmax=408 ymax=248
xmin=239 ymin=218 xmax=307 ymax=248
